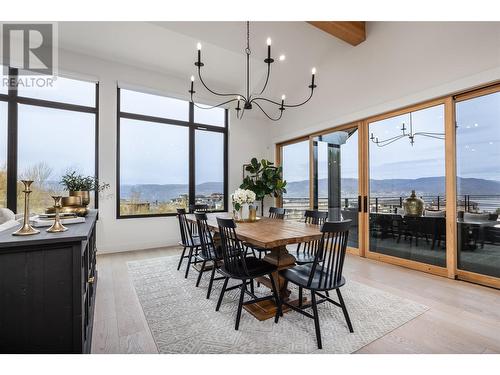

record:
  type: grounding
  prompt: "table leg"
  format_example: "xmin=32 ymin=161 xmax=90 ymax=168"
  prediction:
xmin=243 ymin=245 xmax=300 ymax=321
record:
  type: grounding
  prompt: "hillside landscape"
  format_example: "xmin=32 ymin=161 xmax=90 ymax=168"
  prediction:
xmin=284 ymin=177 xmax=500 ymax=198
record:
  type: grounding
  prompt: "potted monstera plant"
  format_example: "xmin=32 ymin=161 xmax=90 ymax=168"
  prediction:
xmin=60 ymin=171 xmax=110 ymax=207
xmin=240 ymin=158 xmax=287 ymax=215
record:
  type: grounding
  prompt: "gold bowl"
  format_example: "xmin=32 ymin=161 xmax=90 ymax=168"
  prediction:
xmin=62 ymin=196 xmax=82 ymax=207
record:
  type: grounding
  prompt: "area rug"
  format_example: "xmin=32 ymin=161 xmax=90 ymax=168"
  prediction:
xmin=127 ymin=255 xmax=428 ymax=354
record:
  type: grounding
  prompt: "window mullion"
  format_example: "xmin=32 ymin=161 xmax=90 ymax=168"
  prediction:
xmin=6 ymin=68 xmax=18 ymax=212
xmin=188 ymin=102 xmax=195 ymax=210
xmin=223 ymin=108 xmax=228 ymax=212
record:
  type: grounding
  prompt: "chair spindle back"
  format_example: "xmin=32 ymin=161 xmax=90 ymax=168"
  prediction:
xmin=304 ymin=210 xmax=328 ymax=225
xmin=195 ymin=212 xmax=217 ymax=259
xmin=216 ymin=217 xmax=249 ymax=277
xmin=177 ymin=208 xmax=194 ymax=246
xmin=190 ymin=204 xmax=209 ymax=213
xmin=308 ymin=220 xmax=351 ymax=289
xmin=298 ymin=210 xmax=329 ymax=258
xmin=269 ymin=207 xmax=286 ymax=219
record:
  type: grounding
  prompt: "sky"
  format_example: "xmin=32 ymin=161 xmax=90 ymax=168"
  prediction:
xmin=282 ymin=93 xmax=500 ymax=189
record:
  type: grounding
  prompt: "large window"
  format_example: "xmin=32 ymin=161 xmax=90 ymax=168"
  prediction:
xmin=195 ymin=130 xmax=225 ymax=210
xmin=117 ymin=88 xmax=227 ymax=217
xmin=281 ymin=140 xmax=310 ymax=220
xmin=368 ymin=104 xmax=446 ymax=267
xmin=0 ymin=69 xmax=98 ymax=214
xmin=17 ymin=104 xmax=96 ymax=212
xmin=456 ymin=89 xmax=500 ymax=278
xmin=276 ymin=83 xmax=500 ymax=288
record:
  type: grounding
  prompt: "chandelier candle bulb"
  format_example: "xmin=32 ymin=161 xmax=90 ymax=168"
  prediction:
xmin=311 ymin=67 xmax=316 ymax=87
xmin=196 ymin=42 xmax=202 ymax=65
xmin=237 ymin=96 xmax=241 ymax=110
xmin=190 ymin=75 xmax=194 ymax=93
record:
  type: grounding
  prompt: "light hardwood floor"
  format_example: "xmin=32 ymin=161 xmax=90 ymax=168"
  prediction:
xmin=92 ymin=246 xmax=500 ymax=354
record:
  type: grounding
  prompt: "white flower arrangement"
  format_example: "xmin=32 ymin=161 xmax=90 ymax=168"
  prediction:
xmin=231 ymin=188 xmax=256 ymax=211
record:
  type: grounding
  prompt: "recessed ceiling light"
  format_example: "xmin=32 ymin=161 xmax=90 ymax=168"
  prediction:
xmin=474 ymin=123 xmax=479 ymax=127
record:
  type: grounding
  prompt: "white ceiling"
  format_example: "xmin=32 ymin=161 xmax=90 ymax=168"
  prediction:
xmin=57 ymin=21 xmax=353 ymax=105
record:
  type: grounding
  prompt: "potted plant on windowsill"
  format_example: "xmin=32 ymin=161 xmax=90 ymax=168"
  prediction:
xmin=240 ymin=158 xmax=287 ymax=215
xmin=60 ymin=171 xmax=110 ymax=208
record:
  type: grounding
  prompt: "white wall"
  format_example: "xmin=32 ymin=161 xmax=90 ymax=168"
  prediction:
xmin=271 ymin=22 xmax=500 ymax=144
xmin=56 ymin=49 xmax=270 ymax=253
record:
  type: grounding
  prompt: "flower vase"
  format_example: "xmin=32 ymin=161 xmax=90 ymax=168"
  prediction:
xmin=241 ymin=203 xmax=250 ymax=220
xmin=233 ymin=208 xmax=240 ymax=221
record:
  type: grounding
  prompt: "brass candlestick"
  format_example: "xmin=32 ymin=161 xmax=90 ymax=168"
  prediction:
xmin=46 ymin=196 xmax=68 ymax=233
xmin=12 ymin=180 xmax=40 ymax=236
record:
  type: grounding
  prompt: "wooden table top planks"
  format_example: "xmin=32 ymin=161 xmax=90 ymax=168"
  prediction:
xmin=186 ymin=212 xmax=322 ymax=249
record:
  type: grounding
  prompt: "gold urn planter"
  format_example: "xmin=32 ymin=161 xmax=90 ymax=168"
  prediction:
xmin=69 ymin=190 xmax=90 ymax=207
xmin=403 ymin=190 xmax=425 ymax=217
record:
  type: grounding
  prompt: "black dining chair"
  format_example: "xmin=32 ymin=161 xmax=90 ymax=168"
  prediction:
xmin=176 ymin=208 xmax=201 ymax=278
xmin=245 ymin=207 xmax=286 ymax=259
xmin=194 ymin=213 xmax=226 ymax=299
xmin=278 ymin=220 xmax=353 ymax=349
xmin=295 ymin=210 xmax=329 ymax=265
xmin=215 ymin=217 xmax=282 ymax=330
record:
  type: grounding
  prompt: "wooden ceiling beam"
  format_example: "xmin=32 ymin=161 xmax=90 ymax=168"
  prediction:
xmin=308 ymin=21 xmax=366 ymax=46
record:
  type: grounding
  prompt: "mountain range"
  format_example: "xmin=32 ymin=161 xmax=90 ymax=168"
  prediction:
xmin=284 ymin=177 xmax=500 ymax=198
xmin=120 ymin=181 xmax=223 ymax=202
xmin=116 ymin=177 xmax=500 ymax=203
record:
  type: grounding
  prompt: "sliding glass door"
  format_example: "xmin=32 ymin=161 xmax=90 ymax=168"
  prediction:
xmin=366 ymin=103 xmax=447 ymax=268
xmin=281 ymin=140 xmax=311 ymax=220
xmin=455 ymin=88 xmax=500 ymax=281
xmin=277 ymin=83 xmax=500 ymax=289
xmin=312 ymin=125 xmax=360 ymax=252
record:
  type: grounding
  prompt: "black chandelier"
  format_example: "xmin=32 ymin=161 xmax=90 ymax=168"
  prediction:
xmin=370 ymin=112 xmax=445 ymax=147
xmin=188 ymin=21 xmax=317 ymax=121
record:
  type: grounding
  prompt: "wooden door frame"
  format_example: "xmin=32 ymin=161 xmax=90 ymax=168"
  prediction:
xmin=275 ymin=136 xmax=310 ymax=211
xmin=308 ymin=122 xmax=363 ymax=256
xmin=362 ymin=97 xmax=450 ymax=278
xmin=274 ymin=80 xmax=500 ymax=289
xmin=452 ymin=83 xmax=500 ymax=289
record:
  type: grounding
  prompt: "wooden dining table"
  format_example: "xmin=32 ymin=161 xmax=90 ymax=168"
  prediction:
xmin=185 ymin=212 xmax=323 ymax=321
